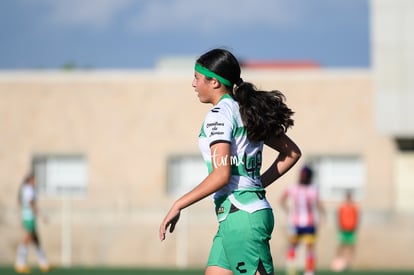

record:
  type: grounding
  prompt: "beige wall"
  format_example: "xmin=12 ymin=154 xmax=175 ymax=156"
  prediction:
xmin=0 ymin=69 xmax=412 ymax=270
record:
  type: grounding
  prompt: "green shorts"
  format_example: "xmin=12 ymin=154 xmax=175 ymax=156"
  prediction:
xmin=339 ymin=230 xmax=356 ymax=245
xmin=22 ymin=219 xmax=36 ymax=233
xmin=207 ymin=208 xmax=274 ymax=275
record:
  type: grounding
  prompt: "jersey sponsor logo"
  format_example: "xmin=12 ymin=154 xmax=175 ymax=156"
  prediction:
xmin=206 ymin=121 xmax=224 ymax=128
xmin=236 ymin=262 xmax=247 ymax=273
xmin=206 ymin=121 xmax=224 ymax=129
xmin=211 ymin=147 xmax=244 ymax=169
xmin=210 ymin=131 xmax=224 ymax=137
xmin=211 ymin=107 xmax=221 ymax=113
xmin=206 ymin=121 xmax=225 ymax=137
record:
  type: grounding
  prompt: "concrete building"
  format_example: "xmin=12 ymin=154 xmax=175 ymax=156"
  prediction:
xmin=0 ymin=0 xmax=413 ymax=271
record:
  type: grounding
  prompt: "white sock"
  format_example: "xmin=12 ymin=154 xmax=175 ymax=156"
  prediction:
xmin=16 ymin=244 xmax=28 ymax=267
xmin=35 ymin=246 xmax=48 ymax=266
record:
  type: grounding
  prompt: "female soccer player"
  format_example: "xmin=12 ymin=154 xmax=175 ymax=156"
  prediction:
xmin=15 ymin=172 xmax=50 ymax=273
xmin=280 ymin=166 xmax=325 ymax=275
xmin=159 ymin=48 xmax=301 ymax=275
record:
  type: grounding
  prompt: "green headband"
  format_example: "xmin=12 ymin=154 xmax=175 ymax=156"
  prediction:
xmin=195 ymin=63 xmax=232 ymax=87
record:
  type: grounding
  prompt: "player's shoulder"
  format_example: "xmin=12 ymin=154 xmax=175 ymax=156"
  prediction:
xmin=207 ymin=100 xmax=234 ymax=117
xmin=208 ymin=97 xmax=236 ymax=118
xmin=22 ymin=183 xmax=33 ymax=192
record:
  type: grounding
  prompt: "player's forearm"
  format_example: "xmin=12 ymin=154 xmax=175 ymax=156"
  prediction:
xmin=261 ymin=134 xmax=301 ymax=187
xmin=261 ymin=152 xmax=301 ymax=187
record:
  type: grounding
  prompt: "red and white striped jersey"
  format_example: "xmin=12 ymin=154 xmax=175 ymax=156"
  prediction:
xmin=282 ymin=183 xmax=320 ymax=227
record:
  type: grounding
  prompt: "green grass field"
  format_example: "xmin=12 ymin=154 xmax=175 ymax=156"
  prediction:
xmin=1 ymin=266 xmax=414 ymax=275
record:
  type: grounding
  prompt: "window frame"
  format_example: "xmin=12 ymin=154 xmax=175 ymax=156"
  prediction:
xmin=166 ymin=154 xmax=207 ymax=197
xmin=32 ymin=154 xmax=88 ymax=198
xmin=307 ymin=155 xmax=365 ymax=202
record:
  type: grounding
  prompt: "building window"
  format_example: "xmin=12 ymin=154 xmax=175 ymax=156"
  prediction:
xmin=396 ymin=138 xmax=414 ymax=151
xmin=33 ymin=155 xmax=88 ymax=197
xmin=308 ymin=155 xmax=365 ymax=201
xmin=395 ymin=138 xmax=414 ymax=211
xmin=167 ymin=155 xmax=207 ymax=197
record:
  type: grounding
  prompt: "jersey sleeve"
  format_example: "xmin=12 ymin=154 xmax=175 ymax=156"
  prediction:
xmin=203 ymin=106 xmax=233 ymax=146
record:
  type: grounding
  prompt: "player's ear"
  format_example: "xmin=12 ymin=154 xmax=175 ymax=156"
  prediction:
xmin=211 ymin=78 xmax=221 ymax=89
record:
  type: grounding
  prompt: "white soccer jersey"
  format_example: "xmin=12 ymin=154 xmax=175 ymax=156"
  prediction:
xmin=21 ymin=184 xmax=35 ymax=220
xmin=198 ymin=94 xmax=271 ymax=217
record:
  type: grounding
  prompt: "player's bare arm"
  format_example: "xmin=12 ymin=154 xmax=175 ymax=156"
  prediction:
xmin=159 ymin=142 xmax=231 ymax=241
xmin=261 ymin=133 xmax=301 ymax=188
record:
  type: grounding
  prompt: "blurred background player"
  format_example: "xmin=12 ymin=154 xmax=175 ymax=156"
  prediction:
xmin=280 ymin=165 xmax=325 ymax=275
xmin=15 ymin=172 xmax=50 ymax=273
xmin=331 ymin=190 xmax=360 ymax=272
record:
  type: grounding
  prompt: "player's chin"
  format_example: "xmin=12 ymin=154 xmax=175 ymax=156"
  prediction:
xmin=197 ymin=96 xmax=209 ymax=104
